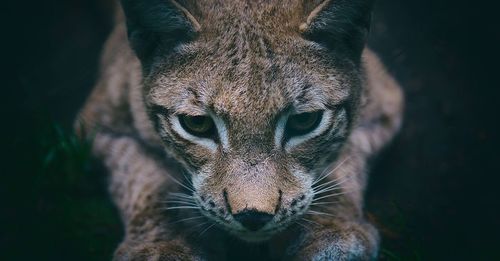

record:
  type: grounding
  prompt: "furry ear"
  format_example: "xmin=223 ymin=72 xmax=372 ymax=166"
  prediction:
xmin=120 ymin=0 xmax=201 ymax=62
xmin=300 ymin=0 xmax=374 ymax=61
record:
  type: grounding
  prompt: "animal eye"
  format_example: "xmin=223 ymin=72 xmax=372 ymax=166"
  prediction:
xmin=285 ymin=111 xmax=323 ymax=137
xmin=178 ymin=115 xmax=216 ymax=138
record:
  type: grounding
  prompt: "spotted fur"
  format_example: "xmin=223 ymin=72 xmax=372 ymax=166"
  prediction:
xmin=77 ymin=0 xmax=403 ymax=260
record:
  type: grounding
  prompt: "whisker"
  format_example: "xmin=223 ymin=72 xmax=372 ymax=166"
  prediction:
xmin=313 ymin=159 xmax=345 ymax=185
xmin=313 ymin=184 xmax=344 ymax=195
xmin=313 ymin=169 xmax=352 ymax=192
xmin=313 ymin=175 xmax=347 ymax=191
xmin=181 ymin=170 xmax=194 ymax=187
xmin=312 ymin=191 xmax=352 ymax=202
xmin=186 ymin=221 xmax=211 ymax=237
xmin=164 ymin=197 xmax=195 ymax=202
xmin=169 ymin=216 xmax=206 ymax=225
xmin=312 ymin=157 xmax=350 ymax=186
xmin=191 ymin=221 xmax=210 ymax=229
xmin=163 ymin=200 xmax=198 ymax=206
xmin=169 ymin=192 xmax=195 ymax=200
xmin=294 ymin=220 xmax=312 ymax=231
xmin=199 ymin=223 xmax=216 ymax=236
xmin=301 ymin=217 xmax=321 ymax=226
xmin=307 ymin=210 xmax=336 ymax=217
xmin=166 ymin=173 xmax=195 ymax=193
xmin=310 ymin=200 xmax=339 ymax=206
xmin=163 ymin=206 xmax=200 ymax=210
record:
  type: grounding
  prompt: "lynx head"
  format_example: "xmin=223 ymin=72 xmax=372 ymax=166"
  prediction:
xmin=121 ymin=0 xmax=373 ymax=242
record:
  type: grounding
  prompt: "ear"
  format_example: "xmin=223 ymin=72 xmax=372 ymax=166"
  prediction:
xmin=300 ymin=0 xmax=374 ymax=62
xmin=120 ymin=0 xmax=201 ymax=62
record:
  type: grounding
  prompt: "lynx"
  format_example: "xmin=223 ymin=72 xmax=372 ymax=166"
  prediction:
xmin=77 ymin=0 xmax=403 ymax=260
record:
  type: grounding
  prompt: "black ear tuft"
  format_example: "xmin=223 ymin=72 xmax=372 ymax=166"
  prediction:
xmin=120 ymin=0 xmax=199 ymax=62
xmin=301 ymin=0 xmax=374 ymax=62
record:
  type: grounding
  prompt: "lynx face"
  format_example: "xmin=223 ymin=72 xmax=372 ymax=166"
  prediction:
xmin=122 ymin=0 xmax=371 ymax=242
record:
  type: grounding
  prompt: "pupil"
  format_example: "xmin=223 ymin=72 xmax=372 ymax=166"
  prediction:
xmin=296 ymin=114 xmax=312 ymax=124
xmin=283 ymin=111 xmax=323 ymax=140
xmin=293 ymin=113 xmax=316 ymax=128
xmin=191 ymin=116 xmax=206 ymax=126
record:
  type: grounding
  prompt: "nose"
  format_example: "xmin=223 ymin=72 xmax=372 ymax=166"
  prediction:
xmin=233 ymin=210 xmax=274 ymax=231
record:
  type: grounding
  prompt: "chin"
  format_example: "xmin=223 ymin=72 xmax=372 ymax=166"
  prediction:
xmin=232 ymin=231 xmax=274 ymax=243
xmin=228 ymin=224 xmax=291 ymax=243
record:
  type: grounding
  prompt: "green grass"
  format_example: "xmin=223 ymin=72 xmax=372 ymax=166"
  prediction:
xmin=3 ymin=119 xmax=122 ymax=260
xmin=38 ymin=123 xmax=122 ymax=260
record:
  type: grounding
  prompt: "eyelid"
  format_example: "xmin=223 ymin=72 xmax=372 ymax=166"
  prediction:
xmin=174 ymin=112 xmax=207 ymax=117
xmin=288 ymin=101 xmax=328 ymax=114
xmin=275 ymin=109 xmax=333 ymax=151
xmin=274 ymin=109 xmax=330 ymax=149
xmin=284 ymin=110 xmax=333 ymax=151
xmin=169 ymin=113 xmax=231 ymax=151
xmin=178 ymin=115 xmax=216 ymax=137
xmin=285 ymin=111 xmax=323 ymax=135
xmin=169 ymin=115 xmax=218 ymax=152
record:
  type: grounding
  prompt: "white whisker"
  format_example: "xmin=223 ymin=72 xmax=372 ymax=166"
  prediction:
xmin=199 ymin=223 xmax=216 ymax=236
xmin=164 ymin=206 xmax=200 ymax=210
xmin=313 ymin=159 xmax=344 ymax=185
xmin=313 ymin=174 xmax=347 ymax=191
xmin=169 ymin=216 xmax=206 ymax=225
xmin=310 ymin=200 xmax=339 ymax=206
xmin=312 ymin=157 xmax=350 ymax=186
xmin=169 ymin=192 xmax=195 ymax=199
xmin=312 ymin=191 xmax=351 ymax=202
xmin=165 ymin=197 xmax=195 ymax=202
xmin=191 ymin=221 xmax=210 ymax=228
xmin=181 ymin=170 xmax=194 ymax=187
xmin=313 ymin=184 xmax=344 ymax=195
xmin=313 ymin=168 xmax=352 ymax=192
xmin=301 ymin=218 xmax=321 ymax=226
xmin=294 ymin=220 xmax=312 ymax=231
xmin=163 ymin=200 xmax=198 ymax=206
xmin=307 ymin=210 xmax=336 ymax=217
xmin=166 ymin=174 xmax=195 ymax=193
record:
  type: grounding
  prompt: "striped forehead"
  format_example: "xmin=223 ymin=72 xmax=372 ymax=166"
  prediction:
xmin=149 ymin=17 xmax=347 ymax=119
xmin=195 ymin=33 xmax=296 ymax=122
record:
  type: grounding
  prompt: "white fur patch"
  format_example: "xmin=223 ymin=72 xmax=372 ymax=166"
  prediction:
xmin=209 ymin=112 xmax=230 ymax=150
xmin=274 ymin=112 xmax=289 ymax=148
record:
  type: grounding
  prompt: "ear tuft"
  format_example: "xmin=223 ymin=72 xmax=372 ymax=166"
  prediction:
xmin=300 ymin=0 xmax=374 ymax=61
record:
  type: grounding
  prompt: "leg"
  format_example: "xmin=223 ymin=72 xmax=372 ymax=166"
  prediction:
xmin=92 ymin=133 xmax=206 ymax=261
xmin=285 ymin=150 xmax=379 ymax=261
xmin=285 ymin=49 xmax=403 ymax=260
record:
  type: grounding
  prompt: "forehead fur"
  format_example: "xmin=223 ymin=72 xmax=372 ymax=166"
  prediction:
xmin=147 ymin=0 xmax=359 ymax=131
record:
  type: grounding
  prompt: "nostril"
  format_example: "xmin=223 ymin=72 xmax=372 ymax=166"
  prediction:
xmin=233 ymin=210 xmax=274 ymax=231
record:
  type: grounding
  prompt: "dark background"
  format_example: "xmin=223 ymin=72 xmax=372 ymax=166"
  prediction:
xmin=2 ymin=0 xmax=499 ymax=260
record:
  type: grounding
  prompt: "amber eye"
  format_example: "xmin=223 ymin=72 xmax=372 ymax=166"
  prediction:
xmin=285 ymin=111 xmax=323 ymax=138
xmin=178 ymin=115 xmax=216 ymax=138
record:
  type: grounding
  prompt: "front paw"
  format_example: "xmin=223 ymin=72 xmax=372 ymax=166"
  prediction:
xmin=289 ymin=223 xmax=379 ymax=261
xmin=114 ymin=240 xmax=205 ymax=261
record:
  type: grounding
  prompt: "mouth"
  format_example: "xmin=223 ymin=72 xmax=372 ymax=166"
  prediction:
xmin=222 ymin=220 xmax=293 ymax=243
xmin=230 ymin=229 xmax=277 ymax=242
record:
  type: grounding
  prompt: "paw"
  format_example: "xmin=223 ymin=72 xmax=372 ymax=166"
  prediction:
xmin=289 ymin=224 xmax=379 ymax=261
xmin=114 ymin=241 xmax=205 ymax=261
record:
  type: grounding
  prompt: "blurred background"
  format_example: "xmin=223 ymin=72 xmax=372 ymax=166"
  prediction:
xmin=2 ymin=0 xmax=499 ymax=260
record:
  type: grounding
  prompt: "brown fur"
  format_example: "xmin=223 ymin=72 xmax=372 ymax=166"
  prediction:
xmin=77 ymin=0 xmax=403 ymax=260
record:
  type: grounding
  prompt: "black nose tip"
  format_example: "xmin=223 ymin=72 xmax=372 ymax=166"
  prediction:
xmin=233 ymin=210 xmax=274 ymax=231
